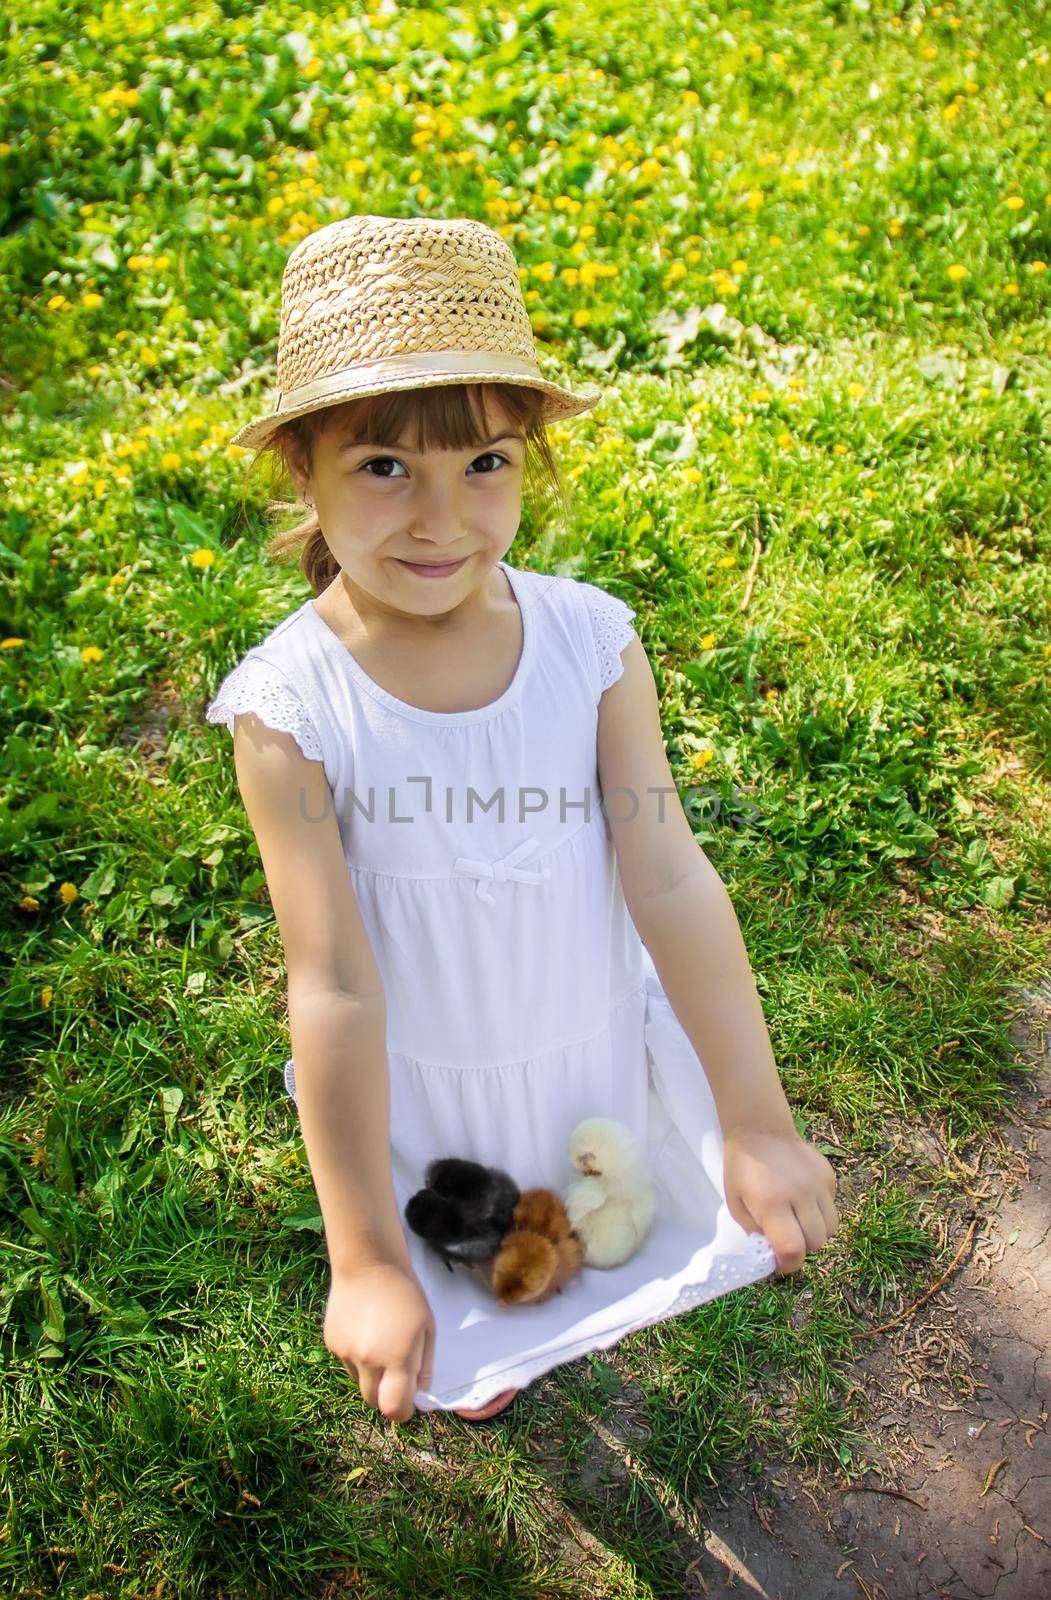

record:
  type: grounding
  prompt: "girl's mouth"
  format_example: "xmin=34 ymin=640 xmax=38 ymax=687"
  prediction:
xmin=396 ymin=557 xmax=469 ymax=578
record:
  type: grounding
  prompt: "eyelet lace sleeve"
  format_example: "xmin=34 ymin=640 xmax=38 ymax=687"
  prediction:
xmin=578 ymin=580 xmax=638 ymax=696
xmin=205 ymin=654 xmax=325 ymax=764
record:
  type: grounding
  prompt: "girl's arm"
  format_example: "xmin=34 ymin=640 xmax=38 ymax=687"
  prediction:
xmin=231 ymin=714 xmax=411 ymax=1276
xmin=597 ymin=638 xmax=838 ymax=1270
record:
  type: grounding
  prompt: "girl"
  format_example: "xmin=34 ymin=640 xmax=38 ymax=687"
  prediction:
xmin=205 ymin=215 xmax=838 ymax=1424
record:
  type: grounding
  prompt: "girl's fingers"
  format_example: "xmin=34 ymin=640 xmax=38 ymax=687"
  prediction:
xmin=793 ymin=1199 xmax=830 ymax=1255
xmin=817 ymin=1187 xmax=840 ymax=1240
xmin=764 ymin=1204 xmax=807 ymax=1274
xmin=416 ymin=1321 xmax=435 ymax=1394
xmin=355 ymin=1362 xmax=382 ymax=1411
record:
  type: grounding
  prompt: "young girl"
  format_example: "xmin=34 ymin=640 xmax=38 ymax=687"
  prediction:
xmin=205 ymin=215 xmax=838 ymax=1424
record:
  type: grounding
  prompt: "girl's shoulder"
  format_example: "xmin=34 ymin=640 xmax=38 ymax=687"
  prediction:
xmin=529 ymin=566 xmax=638 ymax=697
xmin=204 ymin=600 xmax=329 ymax=765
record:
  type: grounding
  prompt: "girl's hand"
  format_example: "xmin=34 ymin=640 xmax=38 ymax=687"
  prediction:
xmin=721 ymin=1127 xmax=839 ymax=1276
xmin=324 ymin=1260 xmax=436 ymax=1423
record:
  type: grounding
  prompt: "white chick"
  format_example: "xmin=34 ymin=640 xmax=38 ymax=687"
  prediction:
xmin=563 ymin=1116 xmax=657 ymax=1268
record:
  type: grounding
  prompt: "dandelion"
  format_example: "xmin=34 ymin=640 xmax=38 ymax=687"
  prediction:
xmin=745 ymin=190 xmax=764 ymax=211
xmin=776 ymin=430 xmax=793 ymax=448
xmin=1028 ymin=260 xmax=1047 ymax=273
xmin=41 ymin=986 xmax=53 ymax=1008
xmin=833 ymin=442 xmax=849 ymax=455
xmin=141 ymin=348 xmax=158 ymax=366
xmin=190 ymin=548 xmax=215 ymax=569
xmin=699 ymin=633 xmax=717 ymax=650
xmin=947 ymin=263 xmax=968 ymax=281
xmin=715 ymin=554 xmax=737 ymax=568
xmin=1005 ymin=195 xmax=1024 ymax=211
xmin=752 ymin=387 xmax=771 ymax=404
xmin=81 ymin=292 xmax=104 ymax=309
xmin=731 ymin=258 xmax=748 ymax=274
xmin=680 ymin=466 xmax=704 ymax=484
xmin=1005 ymin=283 xmax=1020 ymax=296
xmin=87 ymin=364 xmax=104 ymax=377
xmin=691 ymin=747 xmax=716 ymax=770
xmin=2 ymin=637 xmax=25 ymax=648
xmin=47 ymin=294 xmax=69 ymax=310
xmin=154 ymin=254 xmax=170 ymax=270
xmin=160 ymin=452 xmax=182 ymax=469
xmin=847 ymin=382 xmax=865 ymax=399
xmin=80 ymin=646 xmax=104 ymax=662
xmin=20 ymin=896 xmax=41 ymax=912
xmin=59 ymin=882 xmax=79 ymax=905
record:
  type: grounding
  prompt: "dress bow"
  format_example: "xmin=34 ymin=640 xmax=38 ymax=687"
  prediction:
xmin=453 ymin=835 xmax=553 ymax=906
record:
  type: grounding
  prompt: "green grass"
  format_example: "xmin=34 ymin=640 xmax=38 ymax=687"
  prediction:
xmin=2 ymin=0 xmax=1050 ymax=1593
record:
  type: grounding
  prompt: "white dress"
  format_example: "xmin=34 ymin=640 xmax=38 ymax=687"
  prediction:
xmin=206 ymin=559 xmax=777 ymax=1411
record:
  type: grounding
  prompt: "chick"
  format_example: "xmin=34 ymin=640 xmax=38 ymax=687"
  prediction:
xmin=563 ymin=1117 xmax=656 ymax=1268
xmin=404 ymin=1157 xmax=520 ymax=1273
xmin=468 ymin=1187 xmax=586 ymax=1306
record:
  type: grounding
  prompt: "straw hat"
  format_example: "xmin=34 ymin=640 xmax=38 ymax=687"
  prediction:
xmin=229 ymin=214 xmax=603 ymax=451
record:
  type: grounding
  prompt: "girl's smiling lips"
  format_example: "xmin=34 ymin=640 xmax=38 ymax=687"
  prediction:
xmin=395 ymin=556 xmax=470 ymax=577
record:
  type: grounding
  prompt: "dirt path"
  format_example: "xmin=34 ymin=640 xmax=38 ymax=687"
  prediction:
xmin=684 ymin=975 xmax=1050 ymax=1599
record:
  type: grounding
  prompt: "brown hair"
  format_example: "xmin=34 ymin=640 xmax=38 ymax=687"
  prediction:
xmin=250 ymin=382 xmax=575 ymax=595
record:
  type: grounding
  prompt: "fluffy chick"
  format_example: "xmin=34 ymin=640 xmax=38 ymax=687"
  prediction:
xmin=563 ymin=1117 xmax=656 ymax=1268
xmin=404 ymin=1157 xmax=520 ymax=1273
xmin=469 ymin=1187 xmax=586 ymax=1306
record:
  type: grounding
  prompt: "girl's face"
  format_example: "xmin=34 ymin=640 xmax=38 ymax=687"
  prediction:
xmin=290 ymin=393 xmax=527 ymax=620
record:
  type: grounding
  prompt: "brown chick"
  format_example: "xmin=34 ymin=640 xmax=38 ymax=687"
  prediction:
xmin=468 ymin=1187 xmax=586 ymax=1307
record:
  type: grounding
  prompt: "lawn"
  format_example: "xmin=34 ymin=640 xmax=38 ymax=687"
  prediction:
xmin=1 ymin=0 xmax=1049 ymax=1595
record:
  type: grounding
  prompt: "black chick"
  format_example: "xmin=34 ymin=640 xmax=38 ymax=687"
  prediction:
xmin=404 ymin=1157 xmax=520 ymax=1273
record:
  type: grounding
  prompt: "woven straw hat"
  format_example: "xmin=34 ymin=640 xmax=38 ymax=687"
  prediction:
xmin=229 ymin=214 xmax=603 ymax=451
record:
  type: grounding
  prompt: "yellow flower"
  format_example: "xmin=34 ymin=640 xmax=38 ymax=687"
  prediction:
xmin=41 ymin=986 xmax=53 ymax=1009
xmin=47 ymin=294 xmax=69 ymax=310
xmin=1005 ymin=195 xmax=1024 ymax=211
xmin=888 ymin=217 xmax=904 ymax=237
xmin=699 ymin=633 xmax=717 ymax=650
xmin=745 ymin=189 xmax=764 ymax=211
xmin=560 ymin=266 xmax=579 ymax=287
xmin=154 ymin=254 xmax=170 ymax=270
xmin=80 ymin=645 xmax=104 ymax=662
xmin=691 ymin=747 xmax=716 ymax=770
xmin=126 ymin=254 xmax=148 ymax=271
xmin=160 ymin=451 xmax=182 ymax=469
xmin=93 ymin=480 xmax=107 ymax=498
xmin=1004 ymin=283 xmax=1020 ymax=296
xmin=680 ymin=466 xmax=704 ymax=484
xmin=20 ymin=896 xmax=41 ymax=912
xmin=664 ymin=261 xmax=687 ymax=284
xmin=715 ymin=554 xmax=737 ymax=568
xmin=59 ymin=882 xmax=79 ymax=905
xmin=571 ymin=308 xmax=591 ymax=327
xmin=190 ymin=548 xmax=215 ymax=569
xmin=731 ymin=258 xmax=748 ymax=274
xmin=751 ymin=387 xmax=771 ymax=404
xmin=941 ymin=103 xmax=961 ymax=122
xmin=2 ymin=637 xmax=26 ymax=648
xmin=141 ymin=348 xmax=158 ymax=366
xmin=532 ymin=260 xmax=556 ymax=281
xmin=81 ymin=292 xmax=104 ymax=308
xmin=87 ymin=364 xmax=103 ymax=378
xmin=777 ymin=430 xmax=793 ymax=448
xmin=730 ymin=411 xmax=747 ymax=427
xmin=1028 ymin=260 xmax=1047 ymax=273
xmin=947 ymin=263 xmax=968 ymax=281
xmin=833 ymin=442 xmax=849 ymax=455
xmin=847 ymin=382 xmax=865 ymax=399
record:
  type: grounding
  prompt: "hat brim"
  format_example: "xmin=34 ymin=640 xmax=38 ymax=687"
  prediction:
xmin=229 ymin=370 xmax=603 ymax=452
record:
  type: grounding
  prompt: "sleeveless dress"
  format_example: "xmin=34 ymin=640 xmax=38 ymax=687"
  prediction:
xmin=205 ymin=559 xmax=777 ymax=1412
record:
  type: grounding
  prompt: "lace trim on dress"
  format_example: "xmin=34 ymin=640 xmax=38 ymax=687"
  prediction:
xmin=205 ymin=655 xmax=324 ymax=764
xmin=580 ymin=583 xmax=638 ymax=695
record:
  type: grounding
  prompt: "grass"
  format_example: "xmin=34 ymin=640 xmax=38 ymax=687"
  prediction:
xmin=2 ymin=0 xmax=1050 ymax=1593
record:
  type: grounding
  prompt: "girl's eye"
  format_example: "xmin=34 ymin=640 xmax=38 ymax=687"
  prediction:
xmin=359 ymin=452 xmax=509 ymax=479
